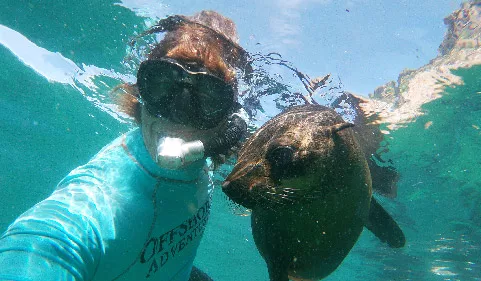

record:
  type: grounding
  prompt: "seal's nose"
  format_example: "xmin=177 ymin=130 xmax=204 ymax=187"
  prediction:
xmin=222 ymin=181 xmax=231 ymax=189
xmin=221 ymin=180 xmax=256 ymax=209
xmin=221 ymin=180 xmax=236 ymax=197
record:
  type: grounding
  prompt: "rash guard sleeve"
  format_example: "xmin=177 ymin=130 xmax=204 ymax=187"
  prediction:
xmin=0 ymin=177 xmax=113 ymax=281
xmin=0 ymin=128 xmax=212 ymax=281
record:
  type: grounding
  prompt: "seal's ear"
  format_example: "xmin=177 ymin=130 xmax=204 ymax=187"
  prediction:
xmin=364 ymin=197 xmax=405 ymax=248
xmin=315 ymin=122 xmax=354 ymax=138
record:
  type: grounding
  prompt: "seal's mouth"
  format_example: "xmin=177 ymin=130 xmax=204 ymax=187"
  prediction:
xmin=222 ymin=144 xmax=331 ymax=210
xmin=222 ymin=159 xmax=270 ymax=209
xmin=222 ymin=180 xmax=258 ymax=209
xmin=223 ymin=177 xmax=316 ymax=210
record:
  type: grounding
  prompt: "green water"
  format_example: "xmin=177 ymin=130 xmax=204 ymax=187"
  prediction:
xmin=372 ymin=66 xmax=481 ymax=280
xmin=1 ymin=1 xmax=481 ymax=280
xmin=1 ymin=0 xmax=133 ymax=226
xmin=387 ymin=66 xmax=481 ymax=232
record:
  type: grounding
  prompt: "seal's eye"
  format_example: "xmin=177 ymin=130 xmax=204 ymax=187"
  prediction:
xmin=267 ymin=146 xmax=294 ymax=169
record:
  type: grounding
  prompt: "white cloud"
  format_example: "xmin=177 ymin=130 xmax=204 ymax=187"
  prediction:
xmin=270 ymin=16 xmax=301 ymax=38
xmin=268 ymin=0 xmax=332 ymax=50
xmin=277 ymin=0 xmax=332 ymax=9
xmin=346 ymin=0 xmax=369 ymax=7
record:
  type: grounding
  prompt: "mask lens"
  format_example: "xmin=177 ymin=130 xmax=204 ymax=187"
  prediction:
xmin=138 ymin=61 xmax=177 ymax=117
xmin=137 ymin=59 xmax=234 ymax=129
xmin=196 ymin=78 xmax=233 ymax=126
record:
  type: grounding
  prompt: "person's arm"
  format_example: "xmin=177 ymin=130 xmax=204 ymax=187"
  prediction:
xmin=0 ymin=177 xmax=112 ymax=281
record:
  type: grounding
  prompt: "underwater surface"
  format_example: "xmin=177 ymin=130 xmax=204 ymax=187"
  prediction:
xmin=1 ymin=0 xmax=480 ymax=280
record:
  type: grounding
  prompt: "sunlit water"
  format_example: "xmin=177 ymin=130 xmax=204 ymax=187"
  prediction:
xmin=1 ymin=1 xmax=480 ymax=280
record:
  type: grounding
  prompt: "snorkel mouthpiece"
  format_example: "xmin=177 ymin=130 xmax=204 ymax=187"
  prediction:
xmin=156 ymin=137 xmax=205 ymax=170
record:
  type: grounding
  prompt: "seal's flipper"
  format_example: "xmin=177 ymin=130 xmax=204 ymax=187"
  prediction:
xmin=366 ymin=159 xmax=399 ymax=198
xmin=365 ymin=197 xmax=405 ymax=248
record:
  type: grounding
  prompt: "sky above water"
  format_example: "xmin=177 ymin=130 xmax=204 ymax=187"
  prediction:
xmin=0 ymin=0 xmax=466 ymax=98
xmin=118 ymin=0 xmax=464 ymax=95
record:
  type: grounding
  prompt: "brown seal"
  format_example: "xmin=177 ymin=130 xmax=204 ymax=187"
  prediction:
xmin=222 ymin=104 xmax=405 ymax=281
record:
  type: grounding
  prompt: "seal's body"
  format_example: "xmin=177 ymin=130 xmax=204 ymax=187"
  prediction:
xmin=223 ymin=105 xmax=405 ymax=281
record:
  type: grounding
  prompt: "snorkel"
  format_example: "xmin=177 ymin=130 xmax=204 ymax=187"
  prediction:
xmin=154 ymin=109 xmax=248 ymax=170
xmin=156 ymin=137 xmax=205 ymax=170
xmin=145 ymin=107 xmax=247 ymax=170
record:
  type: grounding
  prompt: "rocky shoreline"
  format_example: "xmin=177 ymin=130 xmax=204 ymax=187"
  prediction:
xmin=360 ymin=1 xmax=481 ymax=130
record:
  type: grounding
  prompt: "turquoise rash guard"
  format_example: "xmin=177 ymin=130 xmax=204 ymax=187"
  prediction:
xmin=0 ymin=128 xmax=213 ymax=281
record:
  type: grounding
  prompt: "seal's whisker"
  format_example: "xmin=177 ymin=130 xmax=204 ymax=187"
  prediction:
xmin=279 ymin=197 xmax=295 ymax=203
xmin=278 ymin=191 xmax=303 ymax=199
xmin=259 ymin=192 xmax=284 ymax=209
xmin=268 ymin=191 xmax=298 ymax=205
xmin=267 ymin=194 xmax=289 ymax=207
xmin=280 ymin=189 xmax=309 ymax=196
xmin=274 ymin=187 xmax=328 ymax=203
xmin=281 ymin=187 xmax=302 ymax=191
xmin=281 ymin=190 xmax=297 ymax=194
xmin=277 ymin=194 xmax=294 ymax=200
xmin=269 ymin=195 xmax=286 ymax=205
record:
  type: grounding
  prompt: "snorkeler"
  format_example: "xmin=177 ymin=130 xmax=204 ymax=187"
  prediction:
xmin=0 ymin=10 xmax=248 ymax=281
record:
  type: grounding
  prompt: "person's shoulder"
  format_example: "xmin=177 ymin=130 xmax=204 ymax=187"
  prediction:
xmin=57 ymin=129 xmax=141 ymax=187
xmin=95 ymin=128 xmax=139 ymax=156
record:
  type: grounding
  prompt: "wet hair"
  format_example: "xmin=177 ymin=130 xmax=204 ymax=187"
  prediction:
xmin=113 ymin=10 xmax=241 ymax=123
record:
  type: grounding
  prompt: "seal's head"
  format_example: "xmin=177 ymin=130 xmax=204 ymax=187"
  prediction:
xmin=223 ymin=104 xmax=368 ymax=209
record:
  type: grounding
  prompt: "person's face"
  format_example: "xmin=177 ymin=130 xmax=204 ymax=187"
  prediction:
xmin=137 ymin=58 xmax=237 ymax=164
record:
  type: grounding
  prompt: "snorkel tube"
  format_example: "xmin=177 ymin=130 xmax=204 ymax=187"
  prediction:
xmin=155 ymin=108 xmax=248 ymax=170
xmin=201 ymin=112 xmax=247 ymax=156
xmin=156 ymin=138 xmax=205 ymax=170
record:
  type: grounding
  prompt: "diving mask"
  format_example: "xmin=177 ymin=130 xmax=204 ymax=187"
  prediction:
xmin=137 ymin=58 xmax=235 ymax=130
